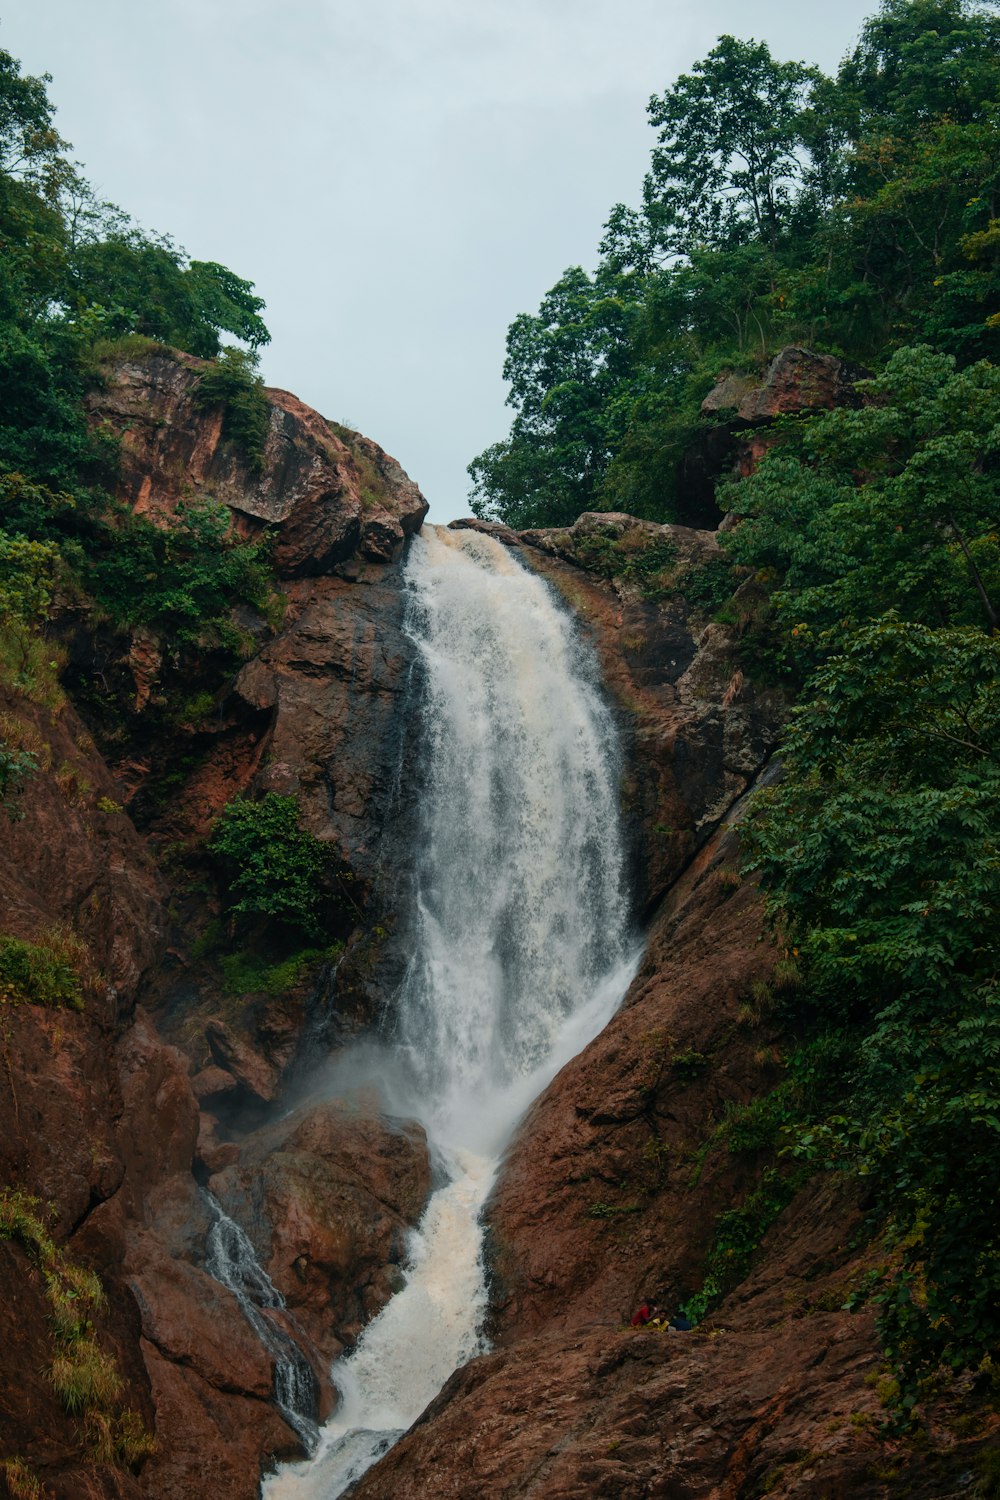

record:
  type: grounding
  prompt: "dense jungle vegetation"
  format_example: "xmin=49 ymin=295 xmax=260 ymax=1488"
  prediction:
xmin=473 ymin=0 xmax=1000 ymax=1416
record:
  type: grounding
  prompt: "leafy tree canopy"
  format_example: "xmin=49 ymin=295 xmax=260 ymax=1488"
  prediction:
xmin=0 ymin=44 xmax=275 ymax=672
xmin=470 ymin=0 xmax=1000 ymax=531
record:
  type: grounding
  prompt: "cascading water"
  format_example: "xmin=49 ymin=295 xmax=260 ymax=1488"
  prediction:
xmin=203 ymin=1192 xmax=320 ymax=1452
xmin=264 ymin=526 xmax=637 ymax=1498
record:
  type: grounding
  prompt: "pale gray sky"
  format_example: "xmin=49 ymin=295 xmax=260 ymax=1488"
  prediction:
xmin=3 ymin=1 xmax=878 ymax=521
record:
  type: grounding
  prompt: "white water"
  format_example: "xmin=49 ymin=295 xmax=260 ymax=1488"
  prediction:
xmin=264 ymin=526 xmax=636 ymax=1498
xmin=203 ymin=1192 xmax=320 ymax=1451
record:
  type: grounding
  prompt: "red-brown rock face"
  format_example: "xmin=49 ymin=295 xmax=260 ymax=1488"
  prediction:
xmin=85 ymin=353 xmax=426 ymax=573
xmin=700 ymin=345 xmax=870 ymax=481
xmin=1 ymin=352 xmax=436 ymax=1499
xmin=700 ymin=346 xmax=866 ymax=425
xmin=208 ymin=1100 xmax=431 ymax=1379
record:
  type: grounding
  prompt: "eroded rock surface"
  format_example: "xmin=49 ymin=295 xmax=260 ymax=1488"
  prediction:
xmin=209 ymin=1099 xmax=431 ymax=1375
xmin=700 ymin=344 xmax=870 ymax=480
xmin=1 ymin=353 xmax=433 ymax=1498
xmin=85 ymin=353 xmax=425 ymax=571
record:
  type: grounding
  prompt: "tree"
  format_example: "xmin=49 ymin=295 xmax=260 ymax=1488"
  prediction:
xmin=642 ymin=36 xmax=818 ymax=255
xmin=0 ymin=48 xmax=65 ymax=184
xmin=468 ymin=265 xmax=642 ymax=528
xmin=837 ymin=0 xmax=1000 ymax=137
xmin=208 ymin=794 xmax=332 ymax=940
xmin=67 ymin=232 xmax=270 ymax=358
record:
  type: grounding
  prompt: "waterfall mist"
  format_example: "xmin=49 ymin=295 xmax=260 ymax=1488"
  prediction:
xmin=264 ymin=526 xmax=637 ymax=1498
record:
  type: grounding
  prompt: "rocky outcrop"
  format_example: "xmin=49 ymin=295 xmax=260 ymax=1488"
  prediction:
xmin=85 ymin=352 xmax=425 ymax=572
xmin=700 ymin=346 xmax=866 ymax=425
xmin=700 ymin=344 xmax=869 ymax=481
xmin=0 ymin=353 xmax=436 ymax=1498
xmin=208 ymin=1100 xmax=431 ymax=1375
xmin=76 ymin=352 xmax=428 ymax=1064
xmin=672 ymin=346 xmax=868 ymax=527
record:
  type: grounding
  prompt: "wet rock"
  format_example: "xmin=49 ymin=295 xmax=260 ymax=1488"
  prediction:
xmin=127 ymin=1244 xmax=274 ymax=1399
xmin=208 ymin=1098 xmax=432 ymax=1366
xmin=206 ymin=1019 xmax=279 ymax=1105
xmin=137 ymin=1342 xmax=299 ymax=1500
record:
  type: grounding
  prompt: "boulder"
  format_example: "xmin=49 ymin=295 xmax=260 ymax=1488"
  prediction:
xmin=206 ymin=1019 xmax=279 ymax=1105
xmin=701 ymin=346 xmax=867 ymax=423
xmin=208 ymin=1098 xmax=432 ymax=1365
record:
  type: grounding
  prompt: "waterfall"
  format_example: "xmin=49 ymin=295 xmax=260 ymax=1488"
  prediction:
xmin=264 ymin=525 xmax=637 ymax=1498
xmin=202 ymin=1192 xmax=320 ymax=1452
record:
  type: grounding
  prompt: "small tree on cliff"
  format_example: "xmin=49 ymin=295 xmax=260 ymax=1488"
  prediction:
xmin=208 ymin=793 xmax=333 ymax=941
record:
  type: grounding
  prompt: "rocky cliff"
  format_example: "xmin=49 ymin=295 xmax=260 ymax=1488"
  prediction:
xmin=0 ymin=350 xmax=434 ymax=1498
xmin=2 ymin=348 xmax=994 ymax=1500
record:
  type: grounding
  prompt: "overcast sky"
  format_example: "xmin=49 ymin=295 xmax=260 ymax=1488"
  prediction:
xmin=4 ymin=1 xmax=879 ymax=521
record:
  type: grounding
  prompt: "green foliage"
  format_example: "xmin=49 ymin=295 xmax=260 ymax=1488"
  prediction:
xmin=587 ymin=1200 xmax=642 ymax=1221
xmin=641 ymin=35 xmax=819 ymax=255
xmin=0 ymin=41 xmax=272 ymax=686
xmin=719 ymin=336 xmax=1000 ymax=1398
xmin=0 ymin=741 xmax=35 ymax=818
xmin=722 ymin=346 xmax=1000 ymax=642
xmin=572 ymin=526 xmax=679 ymax=597
xmin=85 ymin=499 xmax=273 ymax=652
xmin=0 ymin=620 xmax=66 ymax=710
xmin=193 ymin=347 xmax=270 ymax=469
xmin=0 ymin=1458 xmax=42 ymax=1500
xmin=469 ymin=265 xmax=644 ymax=528
xmin=0 ymin=933 xmax=83 ymax=1009
xmin=208 ymin=793 xmax=333 ymax=940
xmin=0 ymin=527 xmax=64 ymax=619
xmin=470 ymin=0 xmax=1000 ymax=530
xmin=744 ymin=621 xmax=999 ymax=1016
xmin=679 ymin=558 xmax=736 ymax=612
xmin=682 ymin=1166 xmax=809 ymax=1325
xmin=742 ymin=615 xmax=1000 ymax=1397
xmin=837 ymin=0 xmax=1000 ymax=135
xmin=0 ymin=1190 xmax=153 ymax=1468
xmin=217 ymin=943 xmax=342 ymax=995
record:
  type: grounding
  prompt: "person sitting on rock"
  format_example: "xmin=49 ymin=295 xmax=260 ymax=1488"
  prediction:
xmin=629 ymin=1301 xmax=660 ymax=1327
